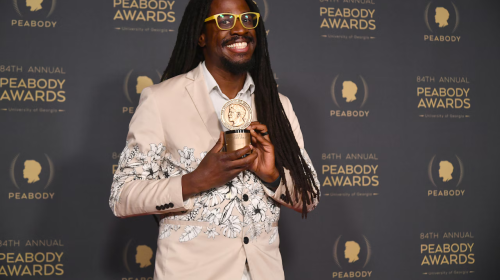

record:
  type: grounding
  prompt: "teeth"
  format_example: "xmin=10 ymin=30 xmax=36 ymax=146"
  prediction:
xmin=227 ymin=42 xmax=248 ymax=49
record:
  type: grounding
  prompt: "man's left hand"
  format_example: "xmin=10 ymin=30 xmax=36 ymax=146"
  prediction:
xmin=247 ymin=121 xmax=280 ymax=183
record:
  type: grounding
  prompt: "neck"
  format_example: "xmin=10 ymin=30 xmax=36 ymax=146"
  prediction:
xmin=205 ymin=61 xmax=246 ymax=99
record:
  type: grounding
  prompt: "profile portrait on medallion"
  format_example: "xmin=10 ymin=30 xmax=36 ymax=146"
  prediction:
xmin=228 ymin=104 xmax=247 ymax=127
xmin=221 ymin=99 xmax=252 ymax=130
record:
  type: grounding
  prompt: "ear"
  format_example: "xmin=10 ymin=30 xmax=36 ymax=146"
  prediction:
xmin=198 ymin=32 xmax=206 ymax=47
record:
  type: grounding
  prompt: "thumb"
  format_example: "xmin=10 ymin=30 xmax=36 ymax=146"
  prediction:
xmin=209 ymin=132 xmax=225 ymax=153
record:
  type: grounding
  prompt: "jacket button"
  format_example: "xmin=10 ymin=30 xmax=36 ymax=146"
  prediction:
xmin=160 ymin=205 xmax=166 ymax=210
xmin=169 ymin=202 xmax=174 ymax=208
xmin=164 ymin=203 xmax=169 ymax=209
xmin=243 ymin=237 xmax=249 ymax=244
xmin=243 ymin=194 xmax=249 ymax=201
xmin=280 ymin=194 xmax=286 ymax=200
xmin=156 ymin=206 xmax=161 ymax=210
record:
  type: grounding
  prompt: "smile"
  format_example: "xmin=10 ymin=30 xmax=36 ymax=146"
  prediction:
xmin=226 ymin=42 xmax=248 ymax=49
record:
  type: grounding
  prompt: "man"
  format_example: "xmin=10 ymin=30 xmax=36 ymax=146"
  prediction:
xmin=109 ymin=0 xmax=320 ymax=279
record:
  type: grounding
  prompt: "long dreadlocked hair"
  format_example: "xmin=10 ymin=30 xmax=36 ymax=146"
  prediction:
xmin=161 ymin=0 xmax=319 ymax=217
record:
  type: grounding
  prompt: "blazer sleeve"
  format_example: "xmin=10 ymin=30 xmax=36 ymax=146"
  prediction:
xmin=109 ymin=87 xmax=194 ymax=218
xmin=262 ymin=95 xmax=321 ymax=213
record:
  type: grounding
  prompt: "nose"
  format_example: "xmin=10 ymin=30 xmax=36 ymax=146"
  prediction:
xmin=230 ymin=16 xmax=248 ymax=36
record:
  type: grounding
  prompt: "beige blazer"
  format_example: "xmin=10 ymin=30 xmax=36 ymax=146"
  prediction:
xmin=109 ymin=63 xmax=320 ymax=280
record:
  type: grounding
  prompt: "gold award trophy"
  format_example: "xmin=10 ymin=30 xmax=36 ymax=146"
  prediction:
xmin=220 ymin=99 xmax=253 ymax=153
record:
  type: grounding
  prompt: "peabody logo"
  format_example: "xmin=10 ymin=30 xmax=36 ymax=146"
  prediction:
xmin=9 ymin=153 xmax=55 ymax=200
xmin=424 ymin=1 xmax=460 ymax=42
xmin=123 ymin=239 xmax=155 ymax=278
xmin=332 ymin=235 xmax=373 ymax=278
xmin=330 ymin=75 xmax=369 ymax=118
xmin=11 ymin=0 xmax=58 ymax=28
xmin=122 ymin=69 xmax=161 ymax=114
xmin=319 ymin=0 xmax=377 ymax=41
xmin=427 ymin=154 xmax=465 ymax=197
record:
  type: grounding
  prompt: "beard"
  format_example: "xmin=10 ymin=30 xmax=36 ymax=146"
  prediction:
xmin=220 ymin=54 xmax=255 ymax=75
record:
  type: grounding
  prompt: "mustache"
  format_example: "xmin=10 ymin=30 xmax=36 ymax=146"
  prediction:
xmin=221 ymin=35 xmax=254 ymax=46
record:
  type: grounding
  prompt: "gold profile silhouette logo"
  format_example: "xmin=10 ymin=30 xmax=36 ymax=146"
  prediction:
xmin=333 ymin=235 xmax=371 ymax=269
xmin=10 ymin=153 xmax=55 ymax=189
xmin=23 ymin=160 xmax=42 ymax=183
xmin=344 ymin=241 xmax=360 ymax=263
xmin=428 ymin=154 xmax=464 ymax=188
xmin=12 ymin=0 xmax=56 ymax=17
xmin=135 ymin=245 xmax=153 ymax=268
xmin=438 ymin=160 xmax=453 ymax=182
xmin=424 ymin=1 xmax=459 ymax=33
xmin=26 ymin=0 xmax=43 ymax=11
xmin=331 ymin=75 xmax=368 ymax=108
xmin=342 ymin=81 xmax=358 ymax=103
xmin=136 ymin=76 xmax=154 ymax=94
xmin=123 ymin=239 xmax=155 ymax=273
xmin=435 ymin=7 xmax=449 ymax=28
xmin=124 ymin=70 xmax=161 ymax=104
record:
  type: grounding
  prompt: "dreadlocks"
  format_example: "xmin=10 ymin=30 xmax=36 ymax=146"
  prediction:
xmin=161 ymin=0 xmax=319 ymax=217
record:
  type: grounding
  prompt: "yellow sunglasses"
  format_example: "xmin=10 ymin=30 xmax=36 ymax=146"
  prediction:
xmin=204 ymin=12 xmax=260 ymax=30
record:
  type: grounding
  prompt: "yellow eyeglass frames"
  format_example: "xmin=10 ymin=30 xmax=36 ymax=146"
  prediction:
xmin=204 ymin=12 xmax=260 ymax=30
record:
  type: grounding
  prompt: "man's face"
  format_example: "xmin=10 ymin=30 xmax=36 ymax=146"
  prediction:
xmin=228 ymin=106 xmax=237 ymax=121
xmin=200 ymin=0 xmax=257 ymax=73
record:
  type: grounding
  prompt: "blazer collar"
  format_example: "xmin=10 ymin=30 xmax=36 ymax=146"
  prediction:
xmin=185 ymin=63 xmax=221 ymax=142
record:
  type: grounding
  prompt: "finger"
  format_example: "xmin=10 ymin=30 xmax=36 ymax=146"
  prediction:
xmin=229 ymin=152 xmax=258 ymax=169
xmin=209 ymin=132 xmax=225 ymax=153
xmin=225 ymin=145 xmax=252 ymax=160
xmin=250 ymin=129 xmax=272 ymax=145
xmin=247 ymin=123 xmax=267 ymax=132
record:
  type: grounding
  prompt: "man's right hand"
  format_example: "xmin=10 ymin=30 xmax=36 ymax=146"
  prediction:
xmin=181 ymin=132 xmax=257 ymax=200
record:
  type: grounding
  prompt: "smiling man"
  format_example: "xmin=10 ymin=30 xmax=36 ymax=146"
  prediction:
xmin=110 ymin=0 xmax=320 ymax=279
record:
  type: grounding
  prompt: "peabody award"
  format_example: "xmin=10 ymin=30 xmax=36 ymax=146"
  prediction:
xmin=220 ymin=99 xmax=253 ymax=153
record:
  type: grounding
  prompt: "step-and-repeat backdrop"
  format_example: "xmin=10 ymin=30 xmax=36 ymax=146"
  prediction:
xmin=1 ymin=0 xmax=499 ymax=279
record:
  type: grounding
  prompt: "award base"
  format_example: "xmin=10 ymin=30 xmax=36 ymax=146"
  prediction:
xmin=224 ymin=130 xmax=251 ymax=154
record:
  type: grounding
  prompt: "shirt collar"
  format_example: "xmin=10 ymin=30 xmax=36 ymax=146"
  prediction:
xmin=201 ymin=61 xmax=255 ymax=99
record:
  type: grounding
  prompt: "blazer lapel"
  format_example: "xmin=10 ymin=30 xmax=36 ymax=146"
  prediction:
xmin=185 ymin=64 xmax=221 ymax=142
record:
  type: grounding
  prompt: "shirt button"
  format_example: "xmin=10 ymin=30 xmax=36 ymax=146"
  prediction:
xmin=243 ymin=194 xmax=249 ymax=201
xmin=244 ymin=237 xmax=249 ymax=244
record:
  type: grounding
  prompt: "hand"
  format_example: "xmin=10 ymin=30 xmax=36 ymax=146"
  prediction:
xmin=181 ymin=132 xmax=257 ymax=199
xmin=247 ymin=122 xmax=280 ymax=183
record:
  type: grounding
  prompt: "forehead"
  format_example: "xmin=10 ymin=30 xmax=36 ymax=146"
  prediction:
xmin=209 ymin=0 xmax=251 ymax=16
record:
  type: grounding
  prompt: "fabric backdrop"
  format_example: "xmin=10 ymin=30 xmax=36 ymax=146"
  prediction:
xmin=0 ymin=0 xmax=499 ymax=279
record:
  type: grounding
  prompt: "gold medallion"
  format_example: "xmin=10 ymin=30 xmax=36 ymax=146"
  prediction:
xmin=220 ymin=99 xmax=252 ymax=130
